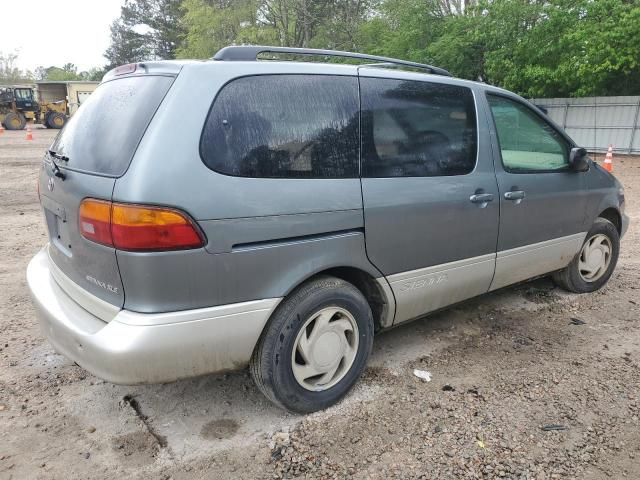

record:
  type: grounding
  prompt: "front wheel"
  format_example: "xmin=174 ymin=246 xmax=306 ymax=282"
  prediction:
xmin=250 ymin=276 xmax=374 ymax=413
xmin=552 ymin=218 xmax=620 ymax=293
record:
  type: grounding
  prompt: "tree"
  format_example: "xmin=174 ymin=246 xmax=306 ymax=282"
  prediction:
xmin=62 ymin=63 xmax=78 ymax=75
xmin=79 ymin=68 xmax=108 ymax=82
xmin=0 ymin=51 xmax=30 ymax=84
xmin=139 ymin=0 xmax=640 ymax=97
xmin=105 ymin=17 xmax=150 ymax=67
xmin=31 ymin=64 xmax=105 ymax=82
xmin=473 ymin=0 xmax=640 ymax=97
xmin=34 ymin=66 xmax=48 ymax=81
xmin=354 ymin=0 xmax=640 ymax=97
xmin=42 ymin=67 xmax=79 ymax=81
xmin=105 ymin=0 xmax=185 ymax=68
xmin=178 ymin=0 xmax=270 ymax=59
xmin=304 ymin=0 xmax=377 ymax=51
xmin=257 ymin=0 xmax=334 ymax=48
xmin=178 ymin=0 xmax=375 ymax=58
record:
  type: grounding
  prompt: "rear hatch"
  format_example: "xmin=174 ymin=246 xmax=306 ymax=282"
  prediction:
xmin=38 ymin=71 xmax=176 ymax=314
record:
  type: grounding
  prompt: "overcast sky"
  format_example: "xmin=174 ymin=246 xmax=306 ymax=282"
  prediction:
xmin=1 ymin=0 xmax=124 ymax=73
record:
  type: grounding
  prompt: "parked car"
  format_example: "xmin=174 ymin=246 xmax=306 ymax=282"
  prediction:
xmin=28 ymin=46 xmax=628 ymax=413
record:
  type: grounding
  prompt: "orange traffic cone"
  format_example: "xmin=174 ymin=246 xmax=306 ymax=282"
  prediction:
xmin=603 ymin=144 xmax=613 ymax=172
xmin=0 ymin=122 xmax=4 ymax=135
xmin=26 ymin=126 xmax=33 ymax=141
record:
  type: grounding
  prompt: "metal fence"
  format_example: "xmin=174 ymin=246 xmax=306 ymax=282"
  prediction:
xmin=530 ymin=96 xmax=640 ymax=155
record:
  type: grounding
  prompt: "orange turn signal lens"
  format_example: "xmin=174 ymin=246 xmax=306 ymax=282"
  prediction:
xmin=79 ymin=199 xmax=112 ymax=246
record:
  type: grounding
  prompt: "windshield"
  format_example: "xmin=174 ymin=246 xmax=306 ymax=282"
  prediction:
xmin=15 ymin=89 xmax=34 ymax=100
xmin=50 ymin=75 xmax=174 ymax=176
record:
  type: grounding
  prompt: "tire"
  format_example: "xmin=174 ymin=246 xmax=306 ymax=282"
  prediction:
xmin=552 ymin=218 xmax=620 ymax=293
xmin=3 ymin=112 xmax=26 ymax=130
xmin=42 ymin=112 xmax=51 ymax=128
xmin=251 ymin=276 xmax=374 ymax=413
xmin=46 ymin=112 xmax=66 ymax=129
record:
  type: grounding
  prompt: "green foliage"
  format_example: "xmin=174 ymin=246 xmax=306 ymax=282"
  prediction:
xmin=0 ymin=51 xmax=32 ymax=84
xmin=101 ymin=0 xmax=640 ymax=97
xmin=177 ymin=0 xmax=272 ymax=59
xmin=41 ymin=64 xmax=80 ymax=81
xmin=177 ymin=0 xmax=374 ymax=58
xmin=105 ymin=18 xmax=150 ymax=67
xmin=8 ymin=0 xmax=640 ymax=97
xmin=359 ymin=0 xmax=640 ymax=97
xmin=31 ymin=64 xmax=104 ymax=82
xmin=105 ymin=0 xmax=184 ymax=68
xmin=79 ymin=68 xmax=108 ymax=82
xmin=566 ymin=0 xmax=640 ymax=96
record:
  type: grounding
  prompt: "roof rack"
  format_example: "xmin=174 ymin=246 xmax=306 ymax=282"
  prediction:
xmin=213 ymin=46 xmax=452 ymax=77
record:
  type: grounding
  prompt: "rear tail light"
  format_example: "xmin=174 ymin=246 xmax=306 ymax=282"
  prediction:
xmin=79 ymin=199 xmax=205 ymax=251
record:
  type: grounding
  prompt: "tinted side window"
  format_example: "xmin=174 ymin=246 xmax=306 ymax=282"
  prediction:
xmin=200 ymin=75 xmax=359 ymax=178
xmin=487 ymin=95 xmax=569 ymax=172
xmin=361 ymin=78 xmax=477 ymax=177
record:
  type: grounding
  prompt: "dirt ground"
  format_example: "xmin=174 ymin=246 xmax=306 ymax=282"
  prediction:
xmin=0 ymin=127 xmax=638 ymax=480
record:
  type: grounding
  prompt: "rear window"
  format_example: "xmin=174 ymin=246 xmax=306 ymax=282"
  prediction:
xmin=200 ymin=75 xmax=359 ymax=178
xmin=50 ymin=75 xmax=174 ymax=176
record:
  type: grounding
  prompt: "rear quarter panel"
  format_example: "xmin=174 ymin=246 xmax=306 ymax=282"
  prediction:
xmin=112 ymin=62 xmax=383 ymax=313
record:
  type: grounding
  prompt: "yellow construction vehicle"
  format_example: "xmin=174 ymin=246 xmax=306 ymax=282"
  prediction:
xmin=0 ymin=85 xmax=67 ymax=130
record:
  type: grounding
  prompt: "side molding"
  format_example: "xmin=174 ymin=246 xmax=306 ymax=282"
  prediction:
xmin=490 ymin=233 xmax=586 ymax=291
xmin=388 ymin=254 xmax=496 ymax=325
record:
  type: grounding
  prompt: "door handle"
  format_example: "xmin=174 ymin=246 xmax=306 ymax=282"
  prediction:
xmin=504 ymin=190 xmax=526 ymax=202
xmin=504 ymin=190 xmax=525 ymax=200
xmin=469 ymin=193 xmax=494 ymax=204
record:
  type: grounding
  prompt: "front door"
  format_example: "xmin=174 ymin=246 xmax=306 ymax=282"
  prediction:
xmin=359 ymin=72 xmax=500 ymax=324
xmin=485 ymin=93 xmax=589 ymax=290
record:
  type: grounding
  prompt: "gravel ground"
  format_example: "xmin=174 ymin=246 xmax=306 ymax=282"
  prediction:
xmin=0 ymin=127 xmax=638 ymax=480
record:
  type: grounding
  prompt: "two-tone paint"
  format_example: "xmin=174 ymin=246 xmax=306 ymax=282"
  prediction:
xmin=30 ymin=59 xmax=628 ymax=384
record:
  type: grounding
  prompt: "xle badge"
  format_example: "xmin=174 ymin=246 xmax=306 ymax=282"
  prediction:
xmin=86 ymin=275 xmax=119 ymax=294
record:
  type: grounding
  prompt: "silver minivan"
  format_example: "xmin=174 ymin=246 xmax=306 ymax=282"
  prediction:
xmin=28 ymin=46 xmax=628 ymax=413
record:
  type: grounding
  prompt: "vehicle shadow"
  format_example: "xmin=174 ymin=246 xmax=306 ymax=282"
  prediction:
xmin=58 ymin=277 xmax=563 ymax=457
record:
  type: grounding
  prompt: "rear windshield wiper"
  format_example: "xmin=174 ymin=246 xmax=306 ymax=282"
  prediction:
xmin=48 ymin=150 xmax=69 ymax=162
xmin=47 ymin=150 xmax=67 ymax=179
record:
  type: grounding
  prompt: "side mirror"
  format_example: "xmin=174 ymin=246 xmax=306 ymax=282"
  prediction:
xmin=569 ymin=147 xmax=589 ymax=172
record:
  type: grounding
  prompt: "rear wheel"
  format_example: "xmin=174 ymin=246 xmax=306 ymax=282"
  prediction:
xmin=552 ymin=218 xmax=619 ymax=293
xmin=251 ymin=276 xmax=374 ymax=413
xmin=46 ymin=112 xmax=66 ymax=129
xmin=3 ymin=112 xmax=26 ymax=130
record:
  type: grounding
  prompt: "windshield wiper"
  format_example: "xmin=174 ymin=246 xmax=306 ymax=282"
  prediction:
xmin=48 ymin=149 xmax=69 ymax=162
xmin=47 ymin=150 xmax=67 ymax=179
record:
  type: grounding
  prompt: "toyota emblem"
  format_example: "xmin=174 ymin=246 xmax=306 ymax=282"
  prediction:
xmin=47 ymin=177 xmax=54 ymax=192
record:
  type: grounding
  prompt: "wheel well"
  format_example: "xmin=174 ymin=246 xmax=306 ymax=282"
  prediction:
xmin=598 ymin=208 xmax=621 ymax=234
xmin=316 ymin=267 xmax=389 ymax=332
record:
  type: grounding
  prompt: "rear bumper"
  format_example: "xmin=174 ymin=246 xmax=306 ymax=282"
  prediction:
xmin=27 ymin=247 xmax=281 ymax=384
